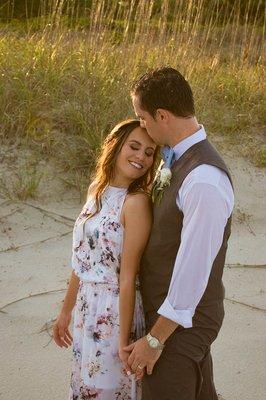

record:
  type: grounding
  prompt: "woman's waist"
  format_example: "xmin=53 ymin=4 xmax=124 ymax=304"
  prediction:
xmin=79 ymin=278 xmax=141 ymax=290
xmin=79 ymin=279 xmax=118 ymax=287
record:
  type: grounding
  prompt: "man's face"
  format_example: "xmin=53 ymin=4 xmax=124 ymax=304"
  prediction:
xmin=132 ymin=95 xmax=164 ymax=146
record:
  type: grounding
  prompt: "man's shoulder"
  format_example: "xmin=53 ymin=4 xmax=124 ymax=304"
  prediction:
xmin=183 ymin=164 xmax=228 ymax=188
xmin=177 ymin=164 xmax=234 ymax=214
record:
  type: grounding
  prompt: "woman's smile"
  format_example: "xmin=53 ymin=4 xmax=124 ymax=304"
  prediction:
xmin=128 ymin=160 xmax=143 ymax=170
xmin=111 ymin=126 xmax=156 ymax=187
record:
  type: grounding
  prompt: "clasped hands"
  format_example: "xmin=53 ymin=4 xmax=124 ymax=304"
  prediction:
xmin=119 ymin=336 xmax=163 ymax=380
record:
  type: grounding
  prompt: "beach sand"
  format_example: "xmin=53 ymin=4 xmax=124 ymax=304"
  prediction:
xmin=0 ymin=150 xmax=265 ymax=400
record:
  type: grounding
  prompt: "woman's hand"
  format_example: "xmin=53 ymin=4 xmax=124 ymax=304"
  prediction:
xmin=119 ymin=346 xmax=144 ymax=381
xmin=119 ymin=346 xmax=134 ymax=377
xmin=53 ymin=311 xmax=73 ymax=348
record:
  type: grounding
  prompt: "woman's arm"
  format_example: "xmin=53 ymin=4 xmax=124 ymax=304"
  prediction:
xmin=61 ymin=270 xmax=80 ymax=314
xmin=119 ymin=193 xmax=152 ymax=350
xmin=53 ymin=270 xmax=80 ymax=348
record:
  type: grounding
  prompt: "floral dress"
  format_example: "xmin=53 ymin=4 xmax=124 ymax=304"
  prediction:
xmin=68 ymin=185 xmax=145 ymax=400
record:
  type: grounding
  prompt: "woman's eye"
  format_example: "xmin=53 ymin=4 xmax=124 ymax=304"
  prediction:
xmin=146 ymin=151 xmax=154 ymax=157
xmin=129 ymin=145 xmax=153 ymax=157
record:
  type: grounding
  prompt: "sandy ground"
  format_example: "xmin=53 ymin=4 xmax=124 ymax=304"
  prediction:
xmin=0 ymin=150 xmax=265 ymax=400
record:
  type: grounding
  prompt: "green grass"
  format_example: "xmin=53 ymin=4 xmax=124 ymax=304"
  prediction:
xmin=0 ymin=0 xmax=265 ymax=199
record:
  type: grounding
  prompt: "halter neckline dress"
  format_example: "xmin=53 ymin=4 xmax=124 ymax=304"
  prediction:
xmin=68 ymin=185 xmax=145 ymax=400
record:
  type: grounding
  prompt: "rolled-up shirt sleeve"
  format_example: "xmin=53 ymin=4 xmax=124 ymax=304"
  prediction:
xmin=157 ymin=180 xmax=233 ymax=328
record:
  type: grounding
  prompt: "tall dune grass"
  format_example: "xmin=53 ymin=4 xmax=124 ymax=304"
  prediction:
xmin=0 ymin=0 xmax=265 ymax=191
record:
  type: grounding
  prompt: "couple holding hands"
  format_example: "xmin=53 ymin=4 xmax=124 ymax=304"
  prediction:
xmin=53 ymin=67 xmax=234 ymax=400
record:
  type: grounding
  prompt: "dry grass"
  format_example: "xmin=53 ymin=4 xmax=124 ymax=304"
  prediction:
xmin=0 ymin=0 xmax=265 ymax=198
xmin=0 ymin=161 xmax=43 ymax=200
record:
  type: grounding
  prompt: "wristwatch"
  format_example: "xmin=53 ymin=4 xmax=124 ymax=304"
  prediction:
xmin=146 ymin=332 xmax=165 ymax=350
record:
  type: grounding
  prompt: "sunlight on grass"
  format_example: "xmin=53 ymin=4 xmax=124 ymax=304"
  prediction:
xmin=0 ymin=0 xmax=265 ymax=200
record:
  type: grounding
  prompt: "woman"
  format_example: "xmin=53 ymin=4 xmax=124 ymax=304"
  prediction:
xmin=53 ymin=119 xmax=158 ymax=399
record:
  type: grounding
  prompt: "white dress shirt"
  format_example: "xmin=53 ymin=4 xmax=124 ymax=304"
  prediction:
xmin=157 ymin=126 xmax=234 ymax=328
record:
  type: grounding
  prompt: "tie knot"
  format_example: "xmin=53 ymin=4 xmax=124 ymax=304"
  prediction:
xmin=161 ymin=146 xmax=175 ymax=168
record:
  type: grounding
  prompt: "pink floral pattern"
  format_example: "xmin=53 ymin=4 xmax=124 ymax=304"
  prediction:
xmin=69 ymin=186 xmax=145 ymax=400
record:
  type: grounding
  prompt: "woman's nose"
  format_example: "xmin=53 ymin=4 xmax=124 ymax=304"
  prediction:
xmin=136 ymin=150 xmax=146 ymax=161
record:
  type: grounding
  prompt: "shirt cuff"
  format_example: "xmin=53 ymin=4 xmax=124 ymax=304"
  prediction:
xmin=157 ymin=298 xmax=194 ymax=328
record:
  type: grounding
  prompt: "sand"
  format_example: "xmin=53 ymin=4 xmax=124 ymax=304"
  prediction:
xmin=0 ymin=150 xmax=265 ymax=400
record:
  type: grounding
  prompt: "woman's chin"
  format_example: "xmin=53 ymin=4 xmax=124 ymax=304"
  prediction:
xmin=129 ymin=171 xmax=146 ymax=181
xmin=119 ymin=166 xmax=147 ymax=183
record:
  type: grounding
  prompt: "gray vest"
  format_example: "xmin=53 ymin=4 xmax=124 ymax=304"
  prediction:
xmin=140 ymin=139 xmax=233 ymax=361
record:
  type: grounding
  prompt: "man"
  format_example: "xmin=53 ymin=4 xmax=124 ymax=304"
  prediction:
xmin=124 ymin=67 xmax=234 ymax=399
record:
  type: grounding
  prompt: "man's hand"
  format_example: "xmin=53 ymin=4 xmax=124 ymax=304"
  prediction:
xmin=119 ymin=346 xmax=144 ymax=380
xmin=123 ymin=336 xmax=163 ymax=375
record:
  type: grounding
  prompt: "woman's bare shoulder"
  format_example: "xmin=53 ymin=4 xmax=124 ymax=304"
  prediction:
xmin=124 ymin=190 xmax=152 ymax=210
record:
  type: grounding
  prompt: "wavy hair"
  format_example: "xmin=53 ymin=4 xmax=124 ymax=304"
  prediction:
xmin=86 ymin=119 xmax=158 ymax=218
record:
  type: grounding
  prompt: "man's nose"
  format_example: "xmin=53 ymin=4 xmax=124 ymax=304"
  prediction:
xmin=140 ymin=120 xmax=146 ymax=128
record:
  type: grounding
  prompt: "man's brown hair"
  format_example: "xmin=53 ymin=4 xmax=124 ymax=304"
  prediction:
xmin=131 ymin=67 xmax=195 ymax=118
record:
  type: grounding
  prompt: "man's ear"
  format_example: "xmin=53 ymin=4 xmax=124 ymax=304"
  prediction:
xmin=156 ymin=108 xmax=168 ymax=122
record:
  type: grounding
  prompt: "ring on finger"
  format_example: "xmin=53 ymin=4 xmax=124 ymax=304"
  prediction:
xmin=137 ymin=364 xmax=143 ymax=370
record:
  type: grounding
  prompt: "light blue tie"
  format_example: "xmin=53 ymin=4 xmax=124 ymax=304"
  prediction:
xmin=161 ymin=146 xmax=175 ymax=168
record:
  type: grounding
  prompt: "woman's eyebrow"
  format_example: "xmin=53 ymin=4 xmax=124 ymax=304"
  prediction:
xmin=129 ymin=140 xmax=155 ymax=151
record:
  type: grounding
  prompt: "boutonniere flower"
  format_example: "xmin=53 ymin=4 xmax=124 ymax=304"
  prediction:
xmin=151 ymin=146 xmax=175 ymax=204
xmin=151 ymin=166 xmax=172 ymax=204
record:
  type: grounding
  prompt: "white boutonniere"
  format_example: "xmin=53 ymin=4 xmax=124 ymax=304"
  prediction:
xmin=151 ymin=166 xmax=172 ymax=204
xmin=151 ymin=146 xmax=175 ymax=204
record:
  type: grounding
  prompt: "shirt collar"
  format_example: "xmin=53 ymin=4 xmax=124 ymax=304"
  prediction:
xmin=172 ymin=125 xmax=207 ymax=161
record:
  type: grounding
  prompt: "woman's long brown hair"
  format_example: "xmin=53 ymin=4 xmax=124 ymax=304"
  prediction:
xmin=86 ymin=119 xmax=159 ymax=218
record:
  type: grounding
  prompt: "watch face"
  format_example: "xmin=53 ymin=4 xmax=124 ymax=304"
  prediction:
xmin=150 ymin=338 xmax=158 ymax=348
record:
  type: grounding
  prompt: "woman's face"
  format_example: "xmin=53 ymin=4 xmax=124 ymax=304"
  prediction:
xmin=115 ymin=126 xmax=156 ymax=184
